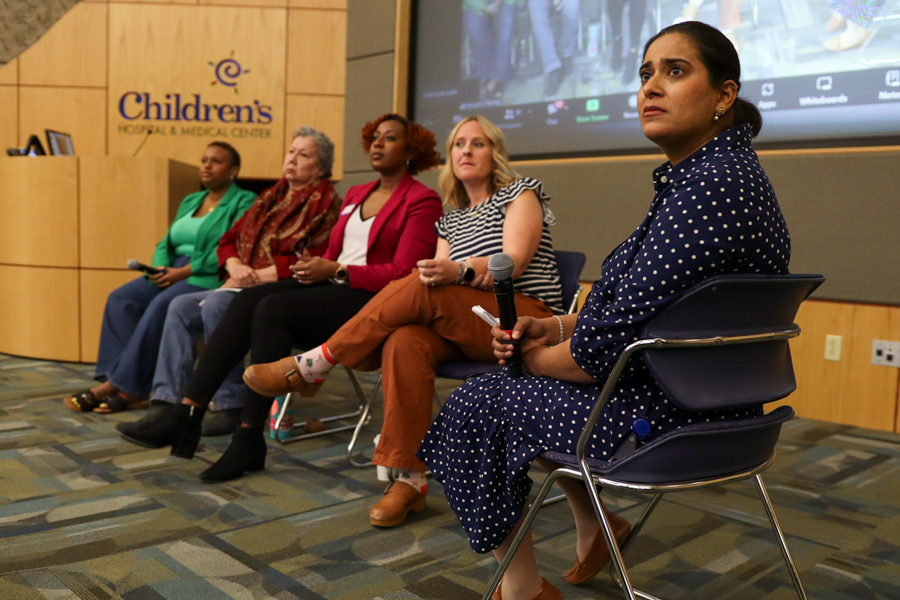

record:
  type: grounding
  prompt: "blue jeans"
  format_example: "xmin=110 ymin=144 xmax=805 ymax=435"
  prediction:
xmin=528 ymin=0 xmax=580 ymax=74
xmin=95 ymin=255 xmax=204 ymax=397
xmin=151 ymin=289 xmax=246 ymax=410
xmin=463 ymin=4 xmax=517 ymax=83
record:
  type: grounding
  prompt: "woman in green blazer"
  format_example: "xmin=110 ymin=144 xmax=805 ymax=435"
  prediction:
xmin=64 ymin=142 xmax=256 ymax=413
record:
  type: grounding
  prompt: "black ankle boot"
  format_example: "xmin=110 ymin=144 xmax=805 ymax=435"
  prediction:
xmin=171 ymin=405 xmax=206 ymax=459
xmin=200 ymin=426 xmax=267 ymax=483
xmin=117 ymin=403 xmax=205 ymax=459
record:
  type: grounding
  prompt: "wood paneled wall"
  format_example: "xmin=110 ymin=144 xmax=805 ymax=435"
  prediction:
xmin=0 ymin=157 xmax=197 ymax=363
xmin=0 ymin=0 xmax=347 ymax=179
xmin=778 ymin=300 xmax=900 ymax=433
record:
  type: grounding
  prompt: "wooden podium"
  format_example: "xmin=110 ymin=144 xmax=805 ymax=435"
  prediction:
xmin=0 ymin=156 xmax=199 ymax=362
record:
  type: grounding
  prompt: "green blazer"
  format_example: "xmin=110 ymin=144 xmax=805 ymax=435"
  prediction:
xmin=150 ymin=182 xmax=256 ymax=289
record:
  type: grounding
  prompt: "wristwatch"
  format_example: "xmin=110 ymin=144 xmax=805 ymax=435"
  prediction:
xmin=334 ymin=263 xmax=349 ymax=282
xmin=461 ymin=260 xmax=476 ymax=283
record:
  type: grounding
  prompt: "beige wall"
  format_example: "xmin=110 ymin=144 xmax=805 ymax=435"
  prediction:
xmin=0 ymin=0 xmax=348 ymax=179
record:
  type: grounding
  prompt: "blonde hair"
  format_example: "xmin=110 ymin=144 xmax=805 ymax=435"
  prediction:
xmin=438 ymin=115 xmax=521 ymax=210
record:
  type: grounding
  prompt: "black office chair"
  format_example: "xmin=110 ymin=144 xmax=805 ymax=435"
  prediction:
xmin=345 ymin=249 xmax=588 ymax=467
xmin=483 ymin=272 xmax=824 ymax=600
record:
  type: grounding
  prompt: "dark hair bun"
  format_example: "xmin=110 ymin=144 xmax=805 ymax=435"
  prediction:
xmin=732 ymin=98 xmax=762 ymax=137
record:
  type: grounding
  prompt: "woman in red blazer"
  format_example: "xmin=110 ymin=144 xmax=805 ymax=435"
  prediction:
xmin=119 ymin=114 xmax=443 ymax=476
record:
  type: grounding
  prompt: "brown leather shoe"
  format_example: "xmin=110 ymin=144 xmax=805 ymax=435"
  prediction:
xmin=243 ymin=357 xmax=321 ymax=398
xmin=369 ymin=482 xmax=426 ymax=528
xmin=564 ymin=517 xmax=632 ymax=585
xmin=492 ymin=578 xmax=561 ymax=600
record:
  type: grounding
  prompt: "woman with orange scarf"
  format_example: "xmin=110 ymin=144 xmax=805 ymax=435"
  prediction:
xmin=113 ymin=127 xmax=340 ymax=430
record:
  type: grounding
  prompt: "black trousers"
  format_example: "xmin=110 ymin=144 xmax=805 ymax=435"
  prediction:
xmin=182 ymin=279 xmax=375 ymax=427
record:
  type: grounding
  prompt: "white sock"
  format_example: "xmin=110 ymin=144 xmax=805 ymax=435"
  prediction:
xmin=293 ymin=344 xmax=337 ymax=384
xmin=394 ymin=469 xmax=428 ymax=494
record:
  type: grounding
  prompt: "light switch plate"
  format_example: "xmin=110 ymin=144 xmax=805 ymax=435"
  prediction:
xmin=825 ymin=335 xmax=842 ymax=362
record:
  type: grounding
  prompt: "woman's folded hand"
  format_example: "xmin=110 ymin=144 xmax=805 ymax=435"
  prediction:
xmin=293 ymin=252 xmax=339 ymax=284
xmin=225 ymin=258 xmax=258 ymax=287
xmin=416 ymin=258 xmax=458 ymax=287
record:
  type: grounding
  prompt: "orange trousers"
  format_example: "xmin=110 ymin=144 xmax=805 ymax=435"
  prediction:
xmin=327 ymin=272 xmax=554 ymax=471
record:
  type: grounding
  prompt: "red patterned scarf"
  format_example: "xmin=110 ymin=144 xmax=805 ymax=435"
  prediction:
xmin=236 ymin=178 xmax=339 ymax=268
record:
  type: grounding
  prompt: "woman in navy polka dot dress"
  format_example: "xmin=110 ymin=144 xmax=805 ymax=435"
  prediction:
xmin=417 ymin=22 xmax=791 ymax=600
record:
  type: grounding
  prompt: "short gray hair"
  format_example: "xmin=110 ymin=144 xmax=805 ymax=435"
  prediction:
xmin=293 ymin=127 xmax=335 ymax=179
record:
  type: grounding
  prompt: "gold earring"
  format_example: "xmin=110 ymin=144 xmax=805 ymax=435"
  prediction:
xmin=714 ymin=106 xmax=725 ymax=121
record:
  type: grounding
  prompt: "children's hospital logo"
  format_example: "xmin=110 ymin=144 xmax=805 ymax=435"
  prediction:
xmin=116 ymin=51 xmax=273 ymax=138
xmin=210 ymin=51 xmax=251 ymax=94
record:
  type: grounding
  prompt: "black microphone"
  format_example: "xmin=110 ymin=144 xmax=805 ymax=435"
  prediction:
xmin=488 ymin=253 xmax=523 ymax=378
xmin=127 ymin=259 xmax=164 ymax=275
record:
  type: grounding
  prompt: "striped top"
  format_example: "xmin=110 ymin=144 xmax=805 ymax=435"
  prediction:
xmin=436 ymin=178 xmax=564 ymax=314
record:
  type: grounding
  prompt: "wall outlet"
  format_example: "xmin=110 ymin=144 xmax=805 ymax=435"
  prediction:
xmin=825 ymin=335 xmax=842 ymax=361
xmin=872 ymin=340 xmax=900 ymax=367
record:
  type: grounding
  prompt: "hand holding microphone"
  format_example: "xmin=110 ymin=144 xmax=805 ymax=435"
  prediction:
xmin=488 ymin=253 xmax=524 ymax=378
xmin=128 ymin=259 xmax=187 ymax=288
xmin=126 ymin=259 xmax=163 ymax=275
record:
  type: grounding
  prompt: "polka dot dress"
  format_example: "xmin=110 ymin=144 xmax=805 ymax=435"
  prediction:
xmin=417 ymin=124 xmax=791 ymax=554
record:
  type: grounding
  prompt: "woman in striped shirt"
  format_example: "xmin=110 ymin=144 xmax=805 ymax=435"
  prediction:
xmin=244 ymin=115 xmax=564 ymax=529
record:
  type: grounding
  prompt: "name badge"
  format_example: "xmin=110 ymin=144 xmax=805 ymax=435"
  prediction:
xmin=341 ymin=204 xmax=357 ymax=216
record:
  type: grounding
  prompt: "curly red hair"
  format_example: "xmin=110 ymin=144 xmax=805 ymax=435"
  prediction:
xmin=361 ymin=114 xmax=440 ymax=175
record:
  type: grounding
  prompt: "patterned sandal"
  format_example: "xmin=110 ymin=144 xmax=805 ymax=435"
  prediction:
xmin=63 ymin=390 xmax=103 ymax=413
xmin=93 ymin=395 xmax=149 ymax=414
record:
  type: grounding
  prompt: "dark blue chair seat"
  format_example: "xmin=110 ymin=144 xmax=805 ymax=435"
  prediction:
xmin=542 ymin=405 xmax=794 ymax=484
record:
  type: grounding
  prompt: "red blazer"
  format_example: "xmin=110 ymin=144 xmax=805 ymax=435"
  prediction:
xmin=324 ymin=173 xmax=443 ymax=293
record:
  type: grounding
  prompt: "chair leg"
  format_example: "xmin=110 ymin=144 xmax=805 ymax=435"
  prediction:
xmin=607 ymin=493 xmax=664 ymax=599
xmin=346 ymin=372 xmax=382 ymax=467
xmin=754 ymin=474 xmax=808 ymax=600
xmin=583 ymin=471 xmax=638 ymax=600
xmin=621 ymin=493 xmax=662 ymax=556
xmin=481 ymin=468 xmax=570 ymax=600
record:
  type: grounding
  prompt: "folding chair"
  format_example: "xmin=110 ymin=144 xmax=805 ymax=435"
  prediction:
xmin=343 ymin=249 xmax=588 ymax=468
xmin=483 ymin=272 xmax=824 ymax=600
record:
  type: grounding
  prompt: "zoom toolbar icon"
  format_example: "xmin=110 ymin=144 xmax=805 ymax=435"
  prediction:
xmin=761 ymin=82 xmax=774 ymax=97
xmin=887 ymin=70 xmax=900 ymax=87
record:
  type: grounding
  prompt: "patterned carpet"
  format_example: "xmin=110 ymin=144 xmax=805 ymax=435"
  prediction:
xmin=0 ymin=353 xmax=899 ymax=600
